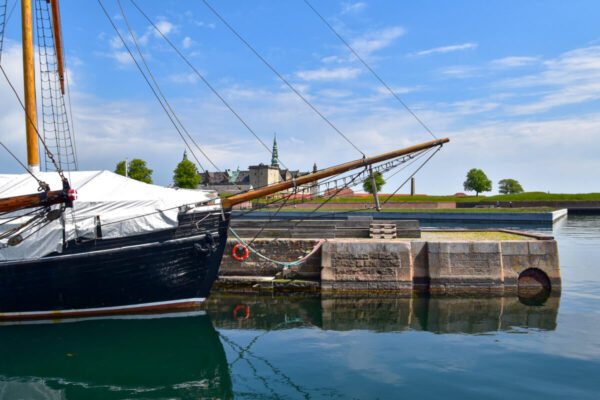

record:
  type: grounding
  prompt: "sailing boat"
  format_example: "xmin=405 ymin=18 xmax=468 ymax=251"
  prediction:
xmin=0 ymin=1 xmax=448 ymax=320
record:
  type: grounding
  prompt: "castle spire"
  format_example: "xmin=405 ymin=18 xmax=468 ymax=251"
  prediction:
xmin=271 ymin=133 xmax=279 ymax=166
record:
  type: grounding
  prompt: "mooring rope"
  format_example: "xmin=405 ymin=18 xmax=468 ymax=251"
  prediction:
xmin=229 ymin=227 xmax=324 ymax=267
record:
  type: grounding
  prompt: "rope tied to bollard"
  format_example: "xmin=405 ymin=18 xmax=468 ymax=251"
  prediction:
xmin=228 ymin=227 xmax=325 ymax=266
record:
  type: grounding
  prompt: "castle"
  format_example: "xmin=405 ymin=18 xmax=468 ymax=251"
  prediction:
xmin=199 ymin=135 xmax=318 ymax=197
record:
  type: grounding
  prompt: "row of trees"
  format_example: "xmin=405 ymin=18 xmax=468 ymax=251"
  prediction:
xmin=114 ymin=153 xmax=201 ymax=189
xmin=463 ymin=168 xmax=524 ymax=196
xmin=113 ymin=157 xmax=521 ymax=197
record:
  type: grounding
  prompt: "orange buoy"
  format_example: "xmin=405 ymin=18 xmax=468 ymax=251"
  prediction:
xmin=232 ymin=243 xmax=249 ymax=261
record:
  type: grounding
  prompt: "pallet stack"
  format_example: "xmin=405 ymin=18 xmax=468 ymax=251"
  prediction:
xmin=369 ymin=221 xmax=397 ymax=239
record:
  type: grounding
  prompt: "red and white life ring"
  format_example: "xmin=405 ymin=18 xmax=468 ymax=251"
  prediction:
xmin=232 ymin=243 xmax=249 ymax=261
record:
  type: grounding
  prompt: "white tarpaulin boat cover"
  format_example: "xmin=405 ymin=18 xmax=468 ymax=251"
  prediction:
xmin=0 ymin=170 xmax=221 ymax=261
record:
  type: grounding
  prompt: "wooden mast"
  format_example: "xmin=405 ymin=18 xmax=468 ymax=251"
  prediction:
xmin=222 ymin=137 xmax=449 ymax=208
xmin=21 ymin=0 xmax=39 ymax=172
xmin=49 ymin=0 xmax=65 ymax=94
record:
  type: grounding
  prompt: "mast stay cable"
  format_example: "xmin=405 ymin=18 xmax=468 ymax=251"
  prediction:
xmin=116 ymin=0 xmax=221 ymax=174
xmin=129 ymin=0 xmax=290 ymax=171
xmin=303 ymin=0 xmax=438 ymax=141
xmin=0 ymin=64 xmax=67 ymax=187
xmin=34 ymin=0 xmax=78 ymax=172
xmin=0 ymin=0 xmax=7 ymax=63
xmin=201 ymin=0 xmax=366 ymax=157
xmin=97 ymin=0 xmax=208 ymax=174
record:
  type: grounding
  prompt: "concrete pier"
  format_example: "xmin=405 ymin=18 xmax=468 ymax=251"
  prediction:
xmin=218 ymin=230 xmax=561 ymax=294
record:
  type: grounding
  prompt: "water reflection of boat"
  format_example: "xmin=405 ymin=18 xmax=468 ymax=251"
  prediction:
xmin=204 ymin=293 xmax=560 ymax=334
xmin=0 ymin=314 xmax=232 ymax=399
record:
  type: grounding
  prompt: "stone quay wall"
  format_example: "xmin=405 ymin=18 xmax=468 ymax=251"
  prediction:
xmin=321 ymin=239 xmax=560 ymax=293
xmin=221 ymin=237 xmax=561 ymax=294
xmin=221 ymin=238 xmax=322 ymax=279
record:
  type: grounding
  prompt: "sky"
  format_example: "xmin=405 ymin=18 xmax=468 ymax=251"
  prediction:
xmin=1 ymin=0 xmax=599 ymax=195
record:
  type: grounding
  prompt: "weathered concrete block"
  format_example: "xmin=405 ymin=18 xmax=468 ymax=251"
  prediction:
xmin=427 ymin=241 xmax=504 ymax=291
xmin=501 ymin=240 xmax=560 ymax=290
xmin=438 ymin=242 xmax=470 ymax=254
xmin=528 ymin=240 xmax=556 ymax=255
xmin=321 ymin=239 xmax=413 ymax=290
xmin=411 ymin=241 xmax=429 ymax=280
xmin=501 ymin=241 xmax=530 ymax=256
xmin=471 ymin=242 xmax=501 ymax=254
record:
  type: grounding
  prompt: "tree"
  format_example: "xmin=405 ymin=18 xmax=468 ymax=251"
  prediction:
xmin=115 ymin=158 xmax=153 ymax=183
xmin=463 ymin=168 xmax=492 ymax=196
xmin=173 ymin=157 xmax=201 ymax=189
xmin=498 ymin=179 xmax=524 ymax=194
xmin=363 ymin=171 xmax=386 ymax=194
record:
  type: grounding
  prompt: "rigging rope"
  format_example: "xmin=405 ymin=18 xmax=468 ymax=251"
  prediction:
xmin=229 ymin=227 xmax=325 ymax=267
xmin=0 ymin=141 xmax=47 ymax=188
xmin=0 ymin=0 xmax=7 ymax=63
xmin=34 ymin=0 xmax=78 ymax=172
xmin=129 ymin=0 xmax=290 ymax=171
xmin=97 ymin=0 xmax=211 ymax=175
xmin=303 ymin=0 xmax=438 ymax=141
xmin=0 ymin=64 xmax=67 ymax=185
xmin=201 ymin=0 xmax=366 ymax=157
xmin=116 ymin=0 xmax=212 ymax=174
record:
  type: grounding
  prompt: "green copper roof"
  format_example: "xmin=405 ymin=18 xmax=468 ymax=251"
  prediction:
xmin=271 ymin=133 xmax=279 ymax=166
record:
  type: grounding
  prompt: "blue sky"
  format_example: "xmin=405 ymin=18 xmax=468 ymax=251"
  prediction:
xmin=1 ymin=0 xmax=599 ymax=194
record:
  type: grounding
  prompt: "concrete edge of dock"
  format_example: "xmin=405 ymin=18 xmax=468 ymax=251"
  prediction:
xmin=217 ymin=231 xmax=560 ymax=296
xmin=233 ymin=209 xmax=568 ymax=224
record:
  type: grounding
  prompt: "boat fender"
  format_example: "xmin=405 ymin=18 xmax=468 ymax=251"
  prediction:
xmin=232 ymin=243 xmax=249 ymax=261
xmin=233 ymin=305 xmax=250 ymax=321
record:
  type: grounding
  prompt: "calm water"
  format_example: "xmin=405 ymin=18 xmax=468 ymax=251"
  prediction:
xmin=1 ymin=215 xmax=599 ymax=399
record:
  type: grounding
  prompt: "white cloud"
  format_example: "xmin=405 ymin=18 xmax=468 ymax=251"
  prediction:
xmin=440 ymin=99 xmax=500 ymax=115
xmin=317 ymin=89 xmax=353 ymax=98
xmin=350 ymin=26 xmax=405 ymax=56
xmin=321 ymin=55 xmax=342 ymax=64
xmin=155 ymin=20 xmax=174 ymax=36
xmin=413 ymin=42 xmax=477 ymax=57
xmin=439 ymin=65 xmax=480 ymax=78
xmin=375 ymin=85 xmax=422 ymax=95
xmin=296 ymin=67 xmax=362 ymax=81
xmin=109 ymin=35 xmax=123 ymax=50
xmin=182 ymin=36 xmax=193 ymax=49
xmin=111 ymin=51 xmax=134 ymax=66
xmin=138 ymin=19 xmax=176 ymax=46
xmin=490 ymin=56 xmax=540 ymax=68
xmin=169 ymin=73 xmax=198 ymax=84
xmin=341 ymin=2 xmax=367 ymax=14
xmin=499 ymin=46 xmax=600 ymax=114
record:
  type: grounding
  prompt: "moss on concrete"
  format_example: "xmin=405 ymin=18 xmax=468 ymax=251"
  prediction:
xmin=420 ymin=231 xmax=534 ymax=241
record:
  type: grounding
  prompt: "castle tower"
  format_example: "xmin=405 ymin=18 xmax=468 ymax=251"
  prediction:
xmin=271 ymin=133 xmax=279 ymax=167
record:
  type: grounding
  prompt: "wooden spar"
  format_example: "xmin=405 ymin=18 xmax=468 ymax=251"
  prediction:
xmin=50 ymin=0 xmax=65 ymax=94
xmin=221 ymin=137 xmax=449 ymax=208
xmin=0 ymin=190 xmax=66 ymax=213
xmin=21 ymin=0 xmax=39 ymax=171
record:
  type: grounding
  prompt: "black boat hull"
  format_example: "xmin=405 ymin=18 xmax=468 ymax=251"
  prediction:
xmin=0 ymin=209 xmax=231 ymax=319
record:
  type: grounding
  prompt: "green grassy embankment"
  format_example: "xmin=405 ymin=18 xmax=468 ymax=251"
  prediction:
xmin=277 ymin=207 xmax=557 ymax=213
xmin=250 ymin=192 xmax=600 ymax=204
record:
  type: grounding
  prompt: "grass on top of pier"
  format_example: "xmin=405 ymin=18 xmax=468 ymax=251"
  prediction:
xmin=421 ymin=231 xmax=534 ymax=241
xmin=248 ymin=192 xmax=600 ymax=204
xmin=277 ymin=207 xmax=558 ymax=213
